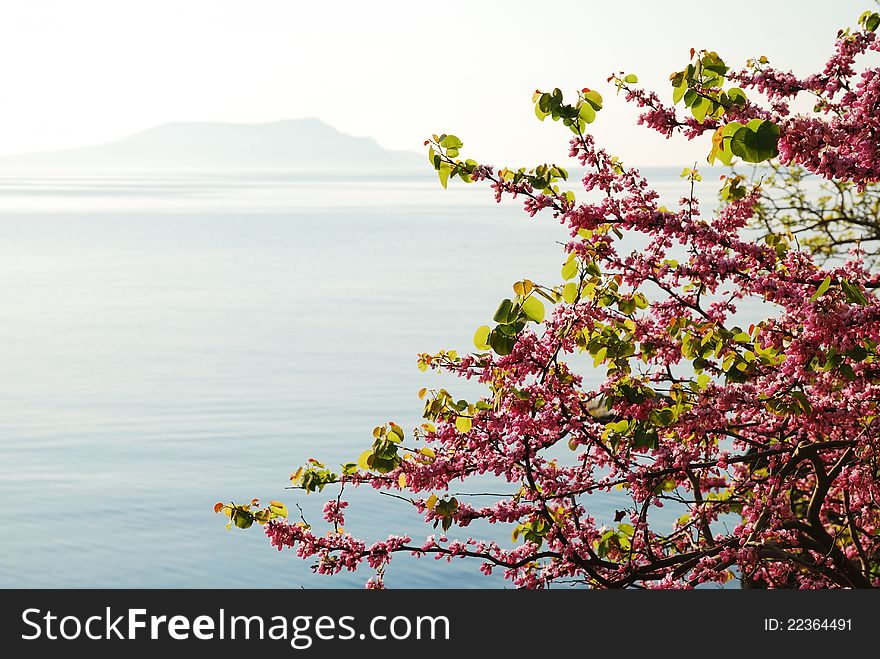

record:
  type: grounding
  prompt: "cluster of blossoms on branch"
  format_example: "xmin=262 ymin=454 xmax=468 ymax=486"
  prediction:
xmin=219 ymin=10 xmax=880 ymax=589
xmin=620 ymin=13 xmax=880 ymax=186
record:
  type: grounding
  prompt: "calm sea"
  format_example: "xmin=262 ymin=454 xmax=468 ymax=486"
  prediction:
xmin=0 ymin=168 xmax=737 ymax=588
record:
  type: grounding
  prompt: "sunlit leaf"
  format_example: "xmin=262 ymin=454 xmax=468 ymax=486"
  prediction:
xmin=473 ymin=325 xmax=491 ymax=350
xmin=521 ymin=296 xmax=545 ymax=323
xmin=810 ymin=275 xmax=832 ymax=302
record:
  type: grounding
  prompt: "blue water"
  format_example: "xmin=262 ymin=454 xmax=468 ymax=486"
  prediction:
xmin=0 ymin=169 xmax=735 ymax=588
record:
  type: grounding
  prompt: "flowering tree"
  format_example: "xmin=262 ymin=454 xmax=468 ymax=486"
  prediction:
xmin=218 ymin=10 xmax=880 ymax=588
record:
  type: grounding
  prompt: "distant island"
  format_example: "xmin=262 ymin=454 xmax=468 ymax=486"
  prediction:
xmin=0 ymin=118 xmax=422 ymax=173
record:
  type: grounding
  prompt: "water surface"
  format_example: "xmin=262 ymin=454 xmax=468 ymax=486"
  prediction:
xmin=0 ymin=169 xmax=736 ymax=587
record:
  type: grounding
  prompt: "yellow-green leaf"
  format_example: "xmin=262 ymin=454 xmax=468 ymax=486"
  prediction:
xmin=438 ymin=162 xmax=452 ymax=189
xmin=561 ymin=259 xmax=578 ymax=280
xmin=583 ymin=89 xmax=603 ymax=110
xmin=522 ymin=296 xmax=546 ymax=323
xmin=269 ymin=500 xmax=288 ymax=518
xmin=473 ymin=325 xmax=491 ymax=350
xmin=388 ymin=423 xmax=405 ymax=442
xmin=810 ymin=275 xmax=832 ymax=302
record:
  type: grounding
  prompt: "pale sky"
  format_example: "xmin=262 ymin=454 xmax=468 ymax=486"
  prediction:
xmin=0 ymin=0 xmax=873 ymax=165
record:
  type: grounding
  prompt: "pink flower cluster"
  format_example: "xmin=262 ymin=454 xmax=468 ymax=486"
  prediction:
xmin=322 ymin=499 xmax=347 ymax=526
xmin=257 ymin=16 xmax=880 ymax=589
xmin=731 ymin=31 xmax=880 ymax=186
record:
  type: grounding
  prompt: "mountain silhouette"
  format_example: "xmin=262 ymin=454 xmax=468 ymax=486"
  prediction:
xmin=0 ymin=118 xmax=421 ymax=172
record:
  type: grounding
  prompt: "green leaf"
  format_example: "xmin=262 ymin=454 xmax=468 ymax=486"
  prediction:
xmin=708 ymin=126 xmax=734 ymax=165
xmin=860 ymin=10 xmax=880 ymax=32
xmin=672 ymin=77 xmax=688 ymax=104
xmin=656 ymin=478 xmax=677 ymax=492
xmin=268 ymin=500 xmax=288 ymax=518
xmin=840 ymin=279 xmax=870 ymax=306
xmin=691 ymin=96 xmax=711 ymax=123
xmin=493 ymin=298 xmax=516 ymax=324
xmin=728 ymin=119 xmax=779 ymax=163
xmin=233 ymin=510 xmax=254 ymax=529
xmin=496 ymin=320 xmax=524 ymax=336
xmin=387 ymin=423 xmax=405 ymax=442
xmin=709 ymin=146 xmax=733 ymax=166
xmin=623 ymin=74 xmax=638 ymax=84
xmin=632 ymin=425 xmax=659 ymax=450
xmin=578 ymin=102 xmax=596 ymax=124
xmin=649 ymin=407 xmax=676 ymax=427
xmin=489 ymin=330 xmax=516 ymax=356
xmin=845 ymin=345 xmax=868 ymax=361
xmin=521 ymin=296 xmax=545 ymax=323
xmin=791 ymin=391 xmax=813 ymax=415
xmin=727 ymin=87 xmax=747 ymax=105
xmin=455 ymin=415 xmax=472 ymax=433
xmin=562 ymin=282 xmax=578 ymax=304
xmin=538 ymin=93 xmax=552 ymax=114
xmin=810 ymin=275 xmax=832 ymax=302
xmin=440 ymin=135 xmax=463 ymax=149
xmin=358 ymin=449 xmax=373 ymax=471
xmin=473 ymin=325 xmax=491 ymax=350
xmin=372 ymin=455 xmax=399 ymax=474
xmin=438 ymin=162 xmax=452 ymax=188
xmin=582 ymin=89 xmax=603 ymax=110
xmin=561 ymin=259 xmax=578 ymax=280
xmin=621 ymin=297 xmax=638 ymax=315
xmin=721 ymin=178 xmax=746 ymax=200
xmin=748 ymin=119 xmax=780 ymax=158
xmin=722 ymin=121 xmax=744 ymax=139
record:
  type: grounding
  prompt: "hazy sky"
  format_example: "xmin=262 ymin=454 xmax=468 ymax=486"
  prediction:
xmin=0 ymin=0 xmax=874 ymax=165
